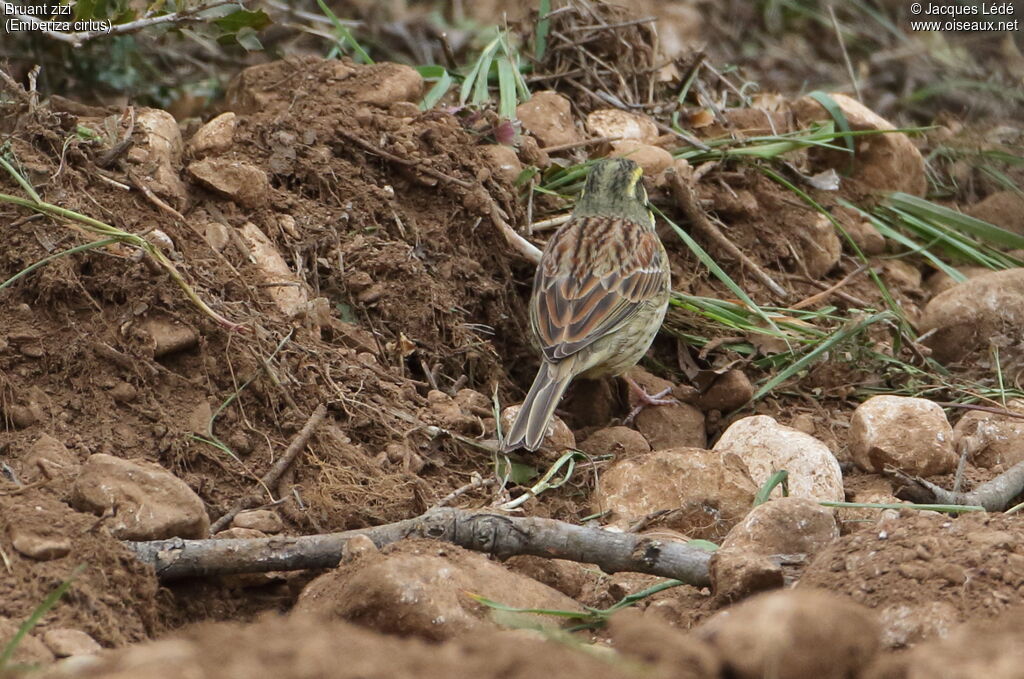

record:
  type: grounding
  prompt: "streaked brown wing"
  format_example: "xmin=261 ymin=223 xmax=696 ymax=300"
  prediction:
xmin=530 ymin=216 xmax=665 ymax=362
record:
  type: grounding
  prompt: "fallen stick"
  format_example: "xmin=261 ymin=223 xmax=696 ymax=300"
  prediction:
xmin=667 ymin=168 xmax=789 ymax=300
xmin=487 ymin=196 xmax=543 ymax=264
xmin=893 ymin=457 xmax=1024 ymax=511
xmin=126 ymin=507 xmax=712 ymax=586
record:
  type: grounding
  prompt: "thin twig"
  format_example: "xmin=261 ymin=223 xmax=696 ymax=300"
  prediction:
xmin=487 ymin=195 xmax=542 ymax=264
xmin=667 ymin=168 xmax=789 ymax=299
xmin=566 ymin=16 xmax=657 ymax=32
xmin=952 ymin=428 xmax=986 ymax=495
xmin=540 ymin=135 xmax=621 ymax=154
xmin=653 ymin=121 xmax=710 ymax=152
xmin=791 ymin=264 xmax=869 ymax=309
xmin=431 ymin=475 xmax=497 ymax=509
xmin=530 ymin=213 xmax=572 ymax=231
xmin=893 ymin=458 xmax=1024 ymax=512
xmin=209 ymin=403 xmax=329 ymax=533
xmin=335 ymin=129 xmax=473 ymax=189
xmin=935 ymin=402 xmax=1024 ymax=420
xmin=828 ymin=4 xmax=862 ymax=103
xmin=125 ymin=170 xmax=186 ymax=222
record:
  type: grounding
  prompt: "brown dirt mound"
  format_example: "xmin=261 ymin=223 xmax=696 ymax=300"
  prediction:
xmin=800 ymin=511 xmax=1024 ymax=647
xmin=32 ymin=613 xmax=665 ymax=679
xmin=0 ymin=488 xmax=158 ymax=647
xmin=0 ymin=56 xmax=531 ymax=541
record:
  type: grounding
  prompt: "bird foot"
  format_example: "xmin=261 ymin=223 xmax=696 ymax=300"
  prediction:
xmin=623 ymin=377 xmax=677 ymax=425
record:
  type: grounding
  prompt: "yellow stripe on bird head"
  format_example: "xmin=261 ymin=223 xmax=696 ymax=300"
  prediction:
xmin=573 ymin=158 xmax=654 ymax=227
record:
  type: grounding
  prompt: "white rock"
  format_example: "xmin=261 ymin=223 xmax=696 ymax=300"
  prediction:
xmin=499 ymin=405 xmax=575 ymax=454
xmin=586 ymin=109 xmax=660 ymax=144
xmin=239 ymin=222 xmax=309 ymax=318
xmin=849 ymin=396 xmax=956 ymax=476
xmin=713 ymin=415 xmax=844 ymax=502
xmin=231 ymin=509 xmax=284 ymax=534
xmin=953 ymin=399 xmax=1024 ymax=469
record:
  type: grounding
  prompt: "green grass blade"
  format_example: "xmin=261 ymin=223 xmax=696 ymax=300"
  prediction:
xmin=1 ymin=238 xmax=119 ymax=290
xmin=314 ymin=0 xmax=373 ymax=63
xmin=497 ymin=57 xmax=516 ymax=120
xmin=0 ymin=154 xmax=43 ymax=204
xmin=752 ymin=311 xmax=894 ymax=401
xmin=472 ymin=54 xmax=495 ymax=105
xmin=654 ymin=206 xmax=782 ymax=337
xmin=886 ymin=192 xmax=1024 ymax=250
xmin=420 ymin=69 xmax=453 ymax=110
xmin=0 ymin=567 xmax=83 ymax=670
xmin=753 ymin=470 xmax=789 ymax=505
xmin=806 ymin=90 xmax=855 ymax=171
xmin=819 ymin=500 xmax=984 ymax=514
xmin=534 ymin=0 xmax=551 ymax=61
xmin=461 ymin=36 xmax=500 ymax=105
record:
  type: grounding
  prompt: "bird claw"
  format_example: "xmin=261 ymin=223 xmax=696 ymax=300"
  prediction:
xmin=623 ymin=377 xmax=677 ymax=425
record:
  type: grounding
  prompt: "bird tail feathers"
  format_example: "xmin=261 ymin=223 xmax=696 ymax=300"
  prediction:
xmin=502 ymin=362 xmax=572 ymax=452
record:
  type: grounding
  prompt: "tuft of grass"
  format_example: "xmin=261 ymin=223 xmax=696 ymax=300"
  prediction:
xmin=459 ymin=30 xmax=531 ymax=121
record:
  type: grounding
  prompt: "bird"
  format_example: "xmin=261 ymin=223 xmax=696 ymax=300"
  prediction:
xmin=502 ymin=157 xmax=672 ymax=452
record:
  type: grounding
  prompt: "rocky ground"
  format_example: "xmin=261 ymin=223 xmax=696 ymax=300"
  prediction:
xmin=2 ymin=2 xmax=1024 ymax=678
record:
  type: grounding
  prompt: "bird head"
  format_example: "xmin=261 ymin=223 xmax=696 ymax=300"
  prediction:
xmin=572 ymin=158 xmax=654 ymax=227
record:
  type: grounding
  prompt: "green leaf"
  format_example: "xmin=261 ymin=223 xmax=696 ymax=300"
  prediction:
xmin=495 ymin=457 xmax=539 ymax=485
xmin=686 ymin=540 xmax=719 ymax=552
xmin=753 ymin=470 xmax=789 ymax=506
xmin=420 ymin=70 xmax=453 ymax=110
xmin=74 ymin=0 xmax=101 ymax=21
xmin=806 ymin=90 xmax=855 ymax=173
xmin=213 ymin=8 xmax=272 ymax=33
xmin=534 ymin=0 xmax=551 ymax=61
xmin=497 ymin=57 xmax=516 ymax=120
xmin=234 ymin=27 xmax=264 ymax=51
xmin=416 ymin=65 xmax=448 ymax=78
xmin=514 ymin=167 xmax=539 ymax=186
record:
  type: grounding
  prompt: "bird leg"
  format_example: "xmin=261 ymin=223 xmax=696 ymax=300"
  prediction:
xmin=623 ymin=376 xmax=677 ymax=425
